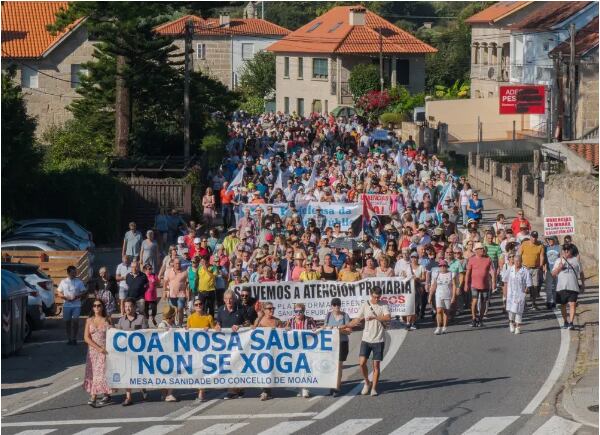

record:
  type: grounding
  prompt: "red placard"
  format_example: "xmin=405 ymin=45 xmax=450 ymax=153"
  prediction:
xmin=499 ymin=85 xmax=546 ymax=114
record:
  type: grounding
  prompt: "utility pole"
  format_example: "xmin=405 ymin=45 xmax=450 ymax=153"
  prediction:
xmin=379 ymin=27 xmax=384 ymax=92
xmin=184 ymin=19 xmax=192 ymax=163
xmin=115 ymin=54 xmax=130 ymax=157
xmin=261 ymin=1 xmax=264 ymax=20
xmin=568 ymin=23 xmax=576 ymax=140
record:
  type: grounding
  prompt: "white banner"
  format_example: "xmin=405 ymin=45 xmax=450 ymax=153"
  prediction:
xmin=234 ymin=277 xmax=415 ymax=320
xmin=544 ymin=216 xmax=575 ymax=236
xmin=236 ymin=204 xmax=289 ymax=223
xmin=360 ymin=194 xmax=391 ymax=215
xmin=298 ymin=201 xmax=361 ymax=231
xmin=106 ymin=328 xmax=339 ymax=389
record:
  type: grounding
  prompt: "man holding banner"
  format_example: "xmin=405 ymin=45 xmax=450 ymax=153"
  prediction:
xmin=350 ymin=286 xmax=391 ymax=397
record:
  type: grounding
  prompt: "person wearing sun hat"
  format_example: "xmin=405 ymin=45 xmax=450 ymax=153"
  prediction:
xmin=465 ymin=242 xmax=495 ymax=327
xmin=429 ymin=259 xmax=457 ymax=335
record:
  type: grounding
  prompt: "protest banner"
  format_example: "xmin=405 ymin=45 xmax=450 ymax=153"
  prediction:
xmin=360 ymin=194 xmax=391 ymax=215
xmin=234 ymin=277 xmax=415 ymax=320
xmin=298 ymin=201 xmax=361 ymax=231
xmin=544 ymin=216 xmax=575 ymax=236
xmin=235 ymin=203 xmax=289 ymax=223
xmin=105 ymin=328 xmax=339 ymax=389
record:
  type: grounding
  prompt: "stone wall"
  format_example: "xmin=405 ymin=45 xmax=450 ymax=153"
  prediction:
xmin=6 ymin=26 xmax=95 ymax=136
xmin=576 ymin=54 xmax=599 ymax=137
xmin=544 ymin=174 xmax=599 ymax=268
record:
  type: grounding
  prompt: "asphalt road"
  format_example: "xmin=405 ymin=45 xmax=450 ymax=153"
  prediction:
xmin=2 ymin=292 xmax=593 ymax=435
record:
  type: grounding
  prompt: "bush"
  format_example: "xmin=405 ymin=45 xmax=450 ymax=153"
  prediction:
xmin=380 ymin=112 xmax=407 ymax=126
xmin=349 ymin=64 xmax=380 ymax=101
xmin=239 ymin=95 xmax=265 ymax=116
xmin=355 ymin=90 xmax=391 ymax=122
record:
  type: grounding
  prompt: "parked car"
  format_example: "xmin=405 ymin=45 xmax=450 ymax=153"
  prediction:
xmin=4 ymin=232 xmax=81 ymax=251
xmin=331 ymin=105 xmax=356 ymax=119
xmin=1 ymin=267 xmax=45 ymax=339
xmin=2 ymin=263 xmax=55 ymax=316
xmin=14 ymin=219 xmax=94 ymax=248
xmin=9 ymin=227 xmax=94 ymax=252
xmin=2 ymin=239 xmax=75 ymax=252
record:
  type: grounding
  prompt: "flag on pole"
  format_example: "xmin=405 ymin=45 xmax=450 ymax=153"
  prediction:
xmin=362 ymin=194 xmax=380 ymax=239
xmin=305 ymin=163 xmax=318 ymax=190
xmin=273 ymin=165 xmax=284 ymax=191
xmin=435 ymin=183 xmax=452 ymax=222
xmin=227 ymin=166 xmax=244 ymax=192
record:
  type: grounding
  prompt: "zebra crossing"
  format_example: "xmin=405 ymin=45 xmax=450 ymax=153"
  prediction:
xmin=2 ymin=415 xmax=584 ymax=435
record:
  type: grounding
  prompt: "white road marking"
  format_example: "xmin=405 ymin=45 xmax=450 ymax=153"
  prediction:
xmin=13 ymin=431 xmax=56 ymax=435
xmin=131 ymin=425 xmax=182 ymax=435
xmin=167 ymin=393 xmax=227 ymax=420
xmin=2 ymin=413 xmax=319 ymax=427
xmin=388 ymin=417 xmax=448 ymax=435
xmin=256 ymin=420 xmax=314 ymax=435
xmin=71 ymin=427 xmax=121 ymax=435
xmin=321 ymin=418 xmax=381 ymax=435
xmin=193 ymin=422 xmax=249 ymax=434
xmin=462 ymin=416 xmax=519 ymax=434
xmin=3 ymin=382 xmax=81 ymax=417
xmin=188 ymin=412 xmax=318 ymax=420
xmin=531 ymin=416 xmax=582 ymax=435
xmin=314 ymin=328 xmax=407 ymax=420
xmin=522 ymin=310 xmax=570 ymax=414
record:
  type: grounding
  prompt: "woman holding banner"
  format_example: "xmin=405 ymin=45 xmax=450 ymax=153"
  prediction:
xmin=83 ymin=299 xmax=112 ymax=408
xmin=187 ymin=298 xmax=215 ymax=402
xmin=285 ymin=303 xmax=317 ymax=398
xmin=324 ymin=297 xmax=352 ymax=397
xmin=254 ymin=302 xmax=283 ymax=401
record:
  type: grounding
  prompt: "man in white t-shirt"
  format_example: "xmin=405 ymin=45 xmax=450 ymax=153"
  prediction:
xmin=349 ymin=286 xmax=391 ymax=397
xmin=115 ymin=255 xmax=131 ymax=316
xmin=57 ymin=266 xmax=87 ymax=345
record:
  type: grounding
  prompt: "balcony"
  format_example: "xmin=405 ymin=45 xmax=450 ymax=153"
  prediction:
xmin=470 ymin=63 xmax=509 ymax=82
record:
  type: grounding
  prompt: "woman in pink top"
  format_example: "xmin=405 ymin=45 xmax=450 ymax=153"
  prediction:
xmin=143 ymin=264 xmax=159 ymax=327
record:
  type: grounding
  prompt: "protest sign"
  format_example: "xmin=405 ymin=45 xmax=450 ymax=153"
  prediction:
xmin=235 ymin=203 xmax=289 ymax=223
xmin=106 ymin=328 xmax=339 ymax=389
xmin=234 ymin=277 xmax=415 ymax=320
xmin=298 ymin=201 xmax=361 ymax=231
xmin=544 ymin=216 xmax=575 ymax=236
xmin=360 ymin=194 xmax=391 ymax=215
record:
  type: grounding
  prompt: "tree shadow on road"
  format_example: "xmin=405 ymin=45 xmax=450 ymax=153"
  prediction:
xmin=375 ymin=376 xmax=510 ymax=393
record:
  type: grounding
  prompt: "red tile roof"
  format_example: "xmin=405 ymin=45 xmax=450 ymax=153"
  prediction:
xmin=508 ymin=1 xmax=592 ymax=30
xmin=154 ymin=15 xmax=289 ymax=37
xmin=565 ymin=142 xmax=599 ymax=168
xmin=267 ymin=6 xmax=436 ymax=54
xmin=465 ymin=2 xmax=532 ymax=24
xmin=549 ymin=16 xmax=599 ymax=57
xmin=1 ymin=1 xmax=83 ymax=59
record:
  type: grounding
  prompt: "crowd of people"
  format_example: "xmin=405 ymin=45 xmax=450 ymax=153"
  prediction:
xmin=57 ymin=111 xmax=586 ymax=407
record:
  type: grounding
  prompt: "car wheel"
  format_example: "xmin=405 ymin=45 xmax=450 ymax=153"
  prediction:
xmin=25 ymin=316 xmax=32 ymax=341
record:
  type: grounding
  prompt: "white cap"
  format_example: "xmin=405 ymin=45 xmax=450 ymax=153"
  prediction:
xmin=177 ymin=236 xmax=185 ymax=244
xmin=193 ymin=237 xmax=201 ymax=244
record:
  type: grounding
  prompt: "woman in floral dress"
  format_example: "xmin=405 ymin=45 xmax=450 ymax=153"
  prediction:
xmin=83 ymin=299 xmax=112 ymax=407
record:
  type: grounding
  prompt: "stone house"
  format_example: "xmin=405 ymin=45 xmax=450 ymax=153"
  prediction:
xmin=154 ymin=15 xmax=289 ymax=90
xmin=465 ymin=1 xmax=545 ymax=99
xmin=266 ymin=6 xmax=436 ymax=116
xmin=1 ymin=1 xmax=95 ymax=135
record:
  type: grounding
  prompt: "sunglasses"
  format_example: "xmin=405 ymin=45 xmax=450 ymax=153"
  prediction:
xmin=241 ymin=294 xmax=250 ymax=298
xmin=264 ymin=307 xmax=274 ymax=311
xmin=93 ymin=303 xmax=103 ymax=308
xmin=294 ymin=310 xmax=305 ymax=314
xmin=331 ymin=304 xmax=341 ymax=307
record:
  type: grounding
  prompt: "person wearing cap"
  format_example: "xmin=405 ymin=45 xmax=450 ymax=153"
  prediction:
xmin=465 ymin=242 xmax=495 ymax=327
xmin=519 ymin=231 xmax=545 ymax=311
xmin=544 ymin=236 xmax=561 ymax=309
xmin=429 ymin=259 xmax=457 ymax=335
xmin=511 ymin=209 xmax=531 ymax=235
xmin=503 ymin=254 xmax=531 ymax=335
xmin=324 ymin=297 xmax=352 ymax=397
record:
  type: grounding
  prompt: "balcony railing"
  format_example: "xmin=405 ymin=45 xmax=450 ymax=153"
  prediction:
xmin=470 ymin=63 xmax=509 ymax=82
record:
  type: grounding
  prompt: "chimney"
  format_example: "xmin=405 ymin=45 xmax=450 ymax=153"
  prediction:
xmin=423 ymin=21 xmax=433 ymax=29
xmin=219 ymin=14 xmax=230 ymax=28
xmin=349 ymin=6 xmax=366 ymax=26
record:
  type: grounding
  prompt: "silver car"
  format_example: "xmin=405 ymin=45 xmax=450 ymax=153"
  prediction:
xmin=2 ymin=263 xmax=55 ymax=316
xmin=10 ymin=227 xmax=93 ymax=251
xmin=15 ymin=219 xmax=94 ymax=249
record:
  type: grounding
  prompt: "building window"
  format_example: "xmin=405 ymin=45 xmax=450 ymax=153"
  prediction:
xmin=312 ymin=58 xmax=328 ymax=79
xmin=298 ymin=57 xmax=303 ymax=79
xmin=312 ymin=99 xmax=322 ymax=114
xmin=70 ymin=64 xmax=87 ymax=88
xmin=472 ymin=43 xmax=479 ymax=64
xmin=297 ymin=98 xmax=304 ymax=116
xmin=284 ymin=97 xmax=290 ymax=114
xmin=242 ymin=43 xmax=254 ymax=60
xmin=482 ymin=44 xmax=488 ymax=65
xmin=21 ymin=66 xmax=38 ymax=89
xmin=396 ymin=59 xmax=409 ymax=86
xmin=284 ymin=57 xmax=290 ymax=78
xmin=196 ymin=43 xmax=206 ymax=59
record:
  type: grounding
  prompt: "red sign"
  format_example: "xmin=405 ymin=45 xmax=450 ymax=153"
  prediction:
xmin=499 ymin=85 xmax=546 ymax=114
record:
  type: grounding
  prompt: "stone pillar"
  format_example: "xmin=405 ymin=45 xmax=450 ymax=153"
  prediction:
xmin=391 ymin=57 xmax=397 ymax=87
xmin=533 ymin=149 xmax=541 ymax=175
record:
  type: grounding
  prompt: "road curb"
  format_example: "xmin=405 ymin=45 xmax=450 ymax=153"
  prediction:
xmin=558 ymin=288 xmax=599 ymax=428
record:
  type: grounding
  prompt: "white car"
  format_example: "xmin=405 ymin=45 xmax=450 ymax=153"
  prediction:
xmin=10 ymin=227 xmax=94 ymax=252
xmin=15 ymin=219 xmax=94 ymax=249
xmin=2 ymin=263 xmax=56 ymax=316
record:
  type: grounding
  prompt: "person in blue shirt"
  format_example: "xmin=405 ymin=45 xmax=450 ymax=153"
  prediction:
xmin=466 ymin=192 xmax=483 ymax=222
xmin=544 ymin=235 xmax=561 ymax=309
xmin=330 ymin=248 xmax=347 ymax=270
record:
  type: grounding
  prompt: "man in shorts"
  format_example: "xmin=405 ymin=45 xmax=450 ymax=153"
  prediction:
xmin=349 ymin=286 xmax=391 ymax=397
xmin=465 ymin=242 xmax=495 ymax=327
xmin=163 ymin=257 xmax=188 ymax=327
xmin=57 ymin=266 xmax=87 ymax=345
xmin=519 ymin=231 xmax=545 ymax=310
xmin=115 ymin=255 xmax=131 ymax=315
